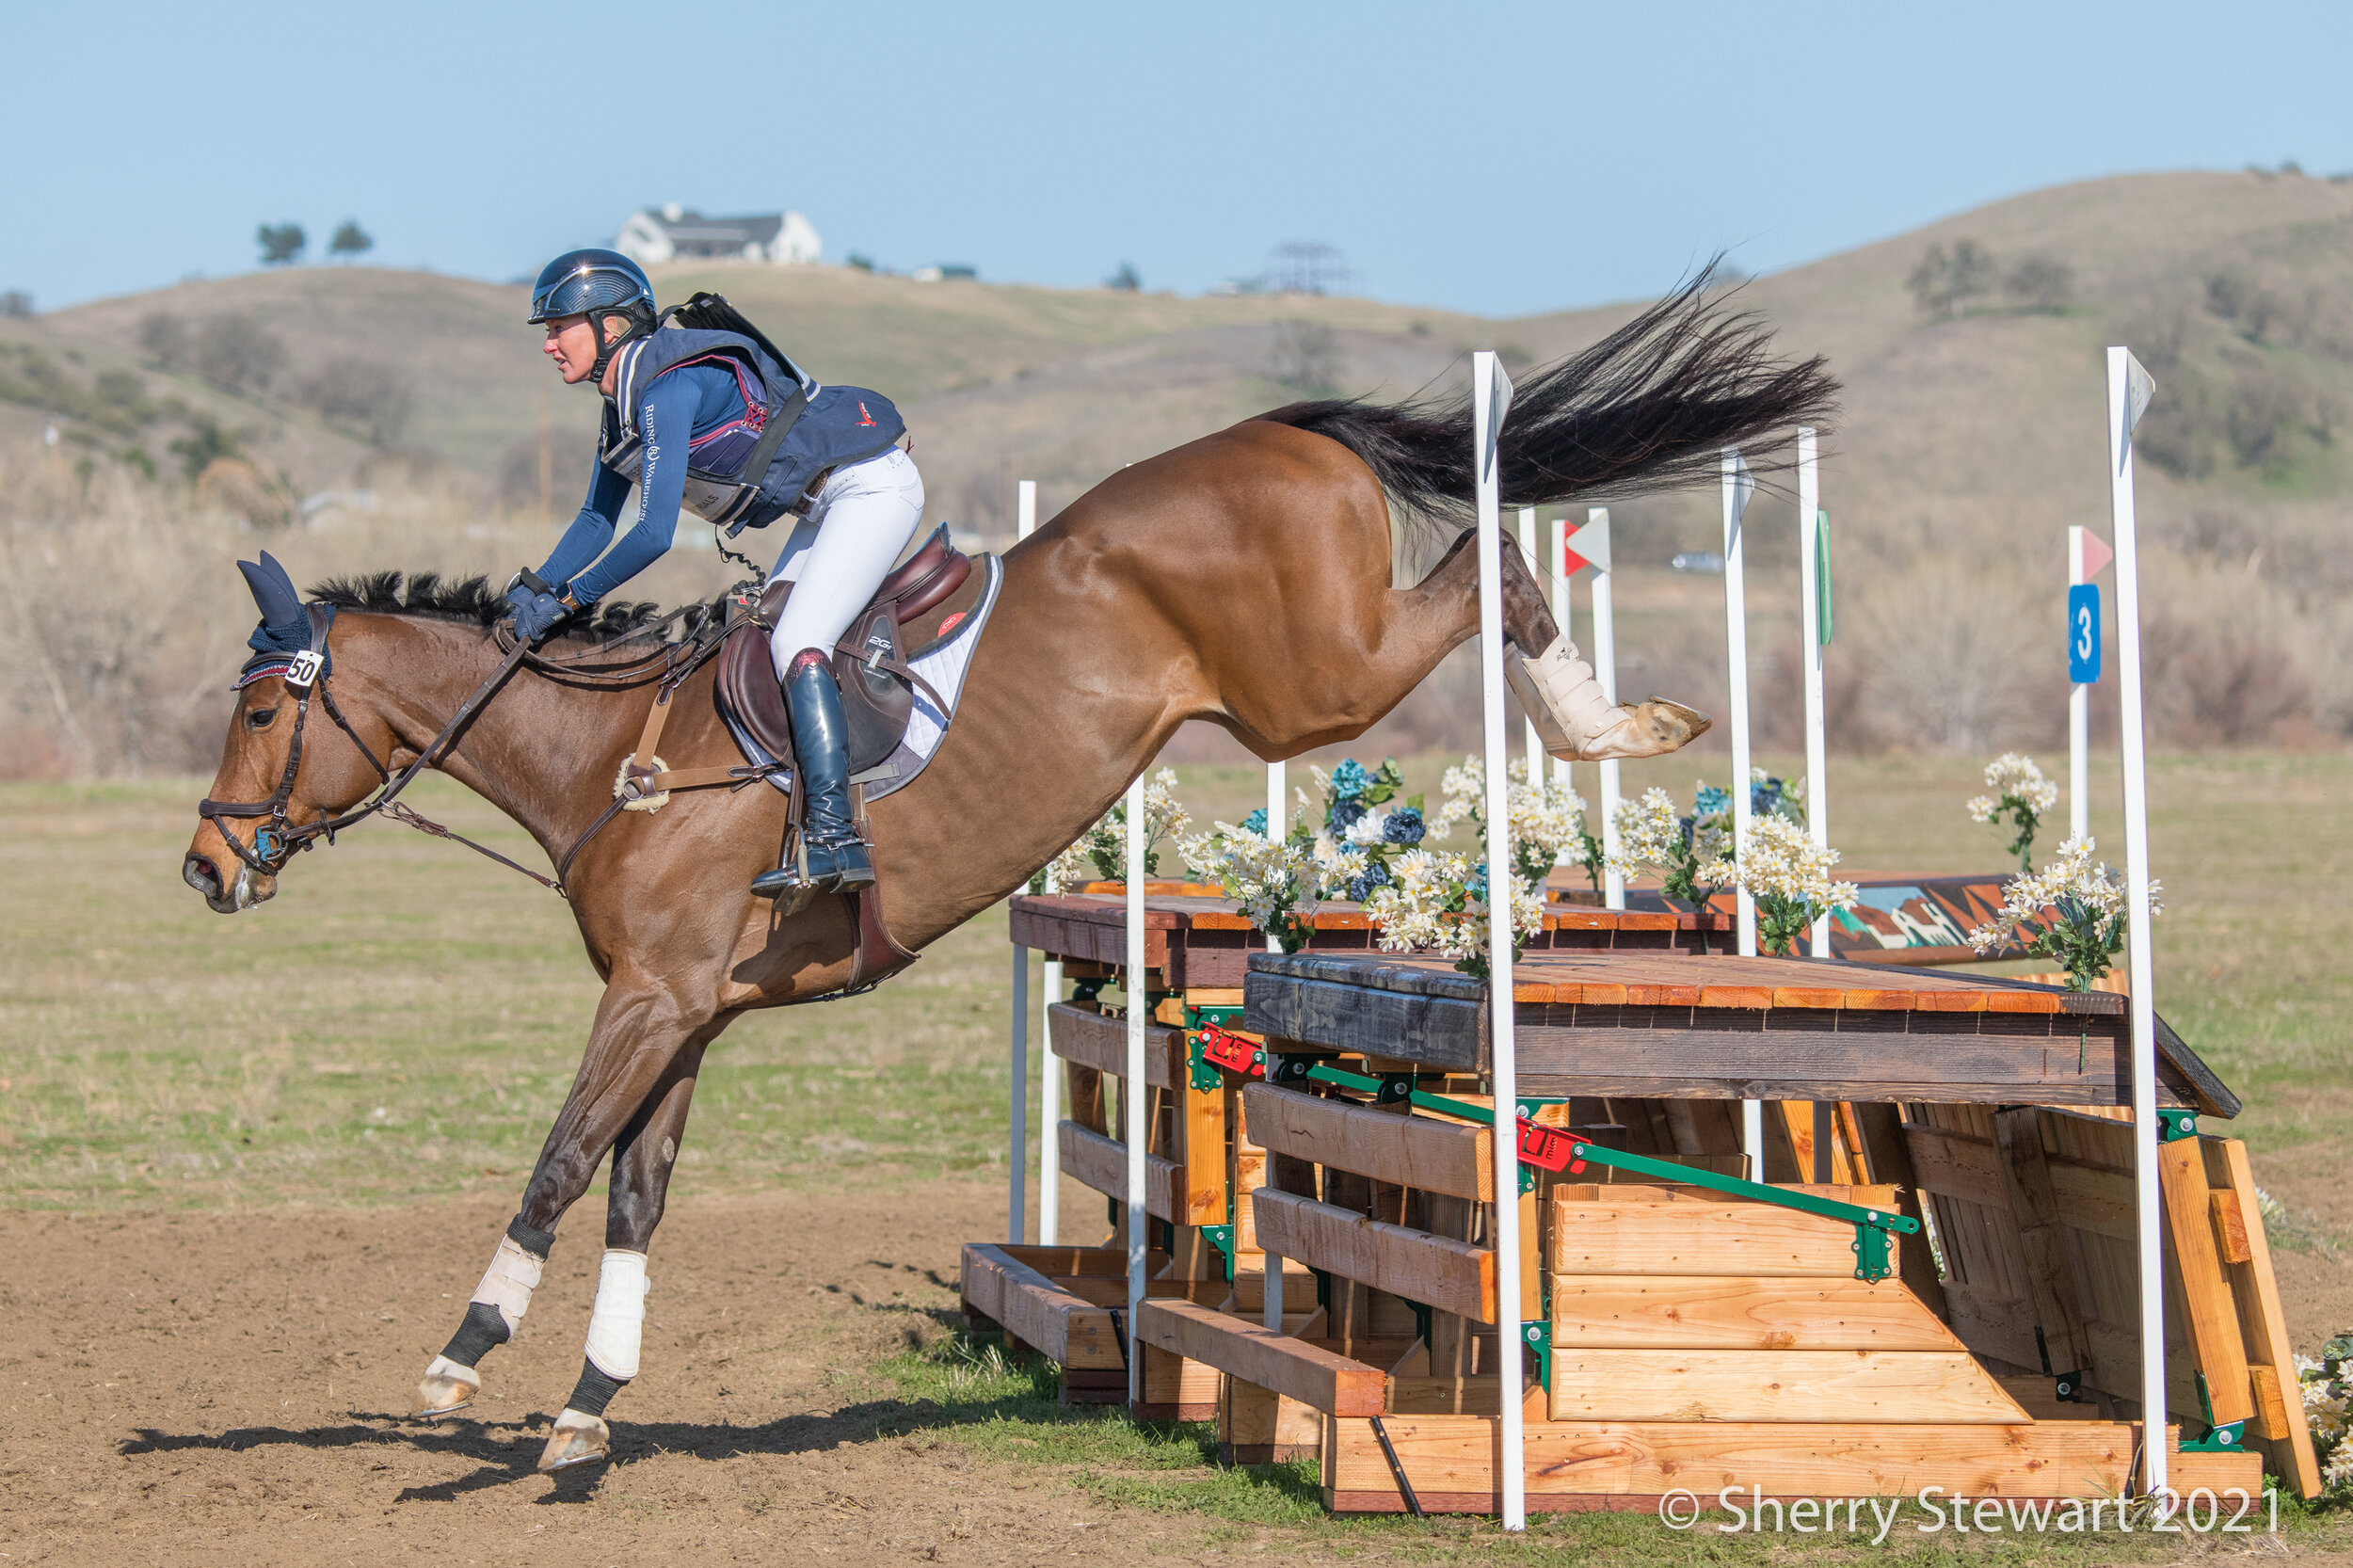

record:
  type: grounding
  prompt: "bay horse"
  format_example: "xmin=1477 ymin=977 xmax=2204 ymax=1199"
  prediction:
xmin=182 ymin=280 xmax=1835 ymax=1472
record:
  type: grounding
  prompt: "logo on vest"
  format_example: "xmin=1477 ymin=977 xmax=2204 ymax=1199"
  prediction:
xmin=856 ymin=401 xmax=876 ymax=427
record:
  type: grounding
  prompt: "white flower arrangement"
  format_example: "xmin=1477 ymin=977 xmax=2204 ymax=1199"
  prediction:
xmin=2299 ymin=1333 xmax=2353 ymax=1494
xmin=1050 ymin=768 xmax=1192 ymax=887
xmin=1178 ymin=822 xmax=1335 ymax=952
xmin=1965 ymin=752 xmax=2059 ymax=872
xmin=1361 ymin=846 xmax=1547 ymax=980
xmin=1736 ymin=814 xmax=1860 ymax=957
xmin=1964 ymin=834 xmax=2162 ymax=990
xmin=1435 ymin=755 xmax=1593 ymax=892
xmin=1607 ymin=784 xmax=1737 ymax=913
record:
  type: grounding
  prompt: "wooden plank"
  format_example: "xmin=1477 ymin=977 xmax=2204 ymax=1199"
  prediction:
xmin=1902 ymin=1123 xmax=2008 ymax=1209
xmin=1324 ymin=1417 xmax=2137 ymax=1508
xmin=2208 ymin=1189 xmax=2252 ymax=1264
xmin=1135 ymin=1298 xmax=1386 ymax=1416
xmin=1241 ymin=1083 xmax=1492 ymax=1199
xmin=958 ymin=1243 xmax=1125 ymax=1370
xmin=1252 ymin=1188 xmax=1496 ymax=1322
xmin=1056 ymin=1121 xmax=1216 ymax=1224
xmin=2206 ymin=1137 xmax=2323 ymax=1498
xmin=2043 ymin=1158 xmax=2137 ymax=1241
xmin=1547 ymin=1196 xmax=1889 ymax=1277
xmin=1548 ymin=1349 xmax=2029 ymax=1423
xmin=2169 ymin=1448 xmax=2266 ymax=1497
xmin=1245 ymin=974 xmax=1485 ymax=1072
xmin=1939 ymin=1285 xmax=2045 ymax=1373
xmin=1047 ymin=1002 xmax=1184 ymax=1089
xmin=1547 ymin=1276 xmax=1965 ymax=1351
xmin=1179 ymin=1079 xmax=1227 ymax=1225
xmin=1994 ymin=1107 xmax=2097 ymax=1377
xmin=2155 ymin=1138 xmax=2255 ymax=1427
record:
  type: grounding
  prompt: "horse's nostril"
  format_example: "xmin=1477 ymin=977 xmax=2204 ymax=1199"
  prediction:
xmin=183 ymin=854 xmax=223 ymax=900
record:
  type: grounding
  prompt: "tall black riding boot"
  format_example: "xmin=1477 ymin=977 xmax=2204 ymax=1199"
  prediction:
xmin=752 ymin=649 xmax=876 ymax=901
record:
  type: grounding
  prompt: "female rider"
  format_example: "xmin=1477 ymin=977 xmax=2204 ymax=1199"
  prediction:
xmin=506 ymin=248 xmax=921 ymax=902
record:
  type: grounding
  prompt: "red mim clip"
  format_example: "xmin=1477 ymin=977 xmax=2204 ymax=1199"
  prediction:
xmin=1516 ymin=1118 xmax=1582 ymax=1175
xmin=1198 ymin=1025 xmax=1261 ymax=1078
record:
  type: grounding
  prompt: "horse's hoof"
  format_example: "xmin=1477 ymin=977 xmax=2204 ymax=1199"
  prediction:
xmin=409 ymin=1354 xmax=480 ymax=1419
xmin=536 ymin=1409 xmax=612 ymax=1473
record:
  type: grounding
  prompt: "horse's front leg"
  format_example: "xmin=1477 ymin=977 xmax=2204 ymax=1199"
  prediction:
xmin=409 ymin=971 xmax=719 ymax=1421
xmin=536 ymin=1036 xmax=713 ymax=1472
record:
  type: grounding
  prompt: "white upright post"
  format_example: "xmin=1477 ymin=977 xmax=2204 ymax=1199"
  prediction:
xmin=2105 ymin=346 xmax=2167 ymax=1497
xmin=1266 ymin=760 xmax=1287 ymax=950
xmin=1547 ymin=513 xmax=1573 ymax=801
xmin=1796 ymin=431 xmax=1830 ymax=958
xmin=1009 ymin=944 xmax=1027 ymax=1242
xmin=1516 ymin=506 xmax=1543 ymax=781
xmin=1020 ymin=482 xmax=1062 ymax=1246
xmin=1123 ymin=769 xmax=1149 ymax=1405
xmin=1587 ymin=509 xmax=1625 ymax=911
xmin=2070 ymin=524 xmax=2091 ymax=847
xmin=1472 ymin=352 xmax=1525 ymax=1531
xmin=1721 ymin=453 xmax=1762 ymax=1173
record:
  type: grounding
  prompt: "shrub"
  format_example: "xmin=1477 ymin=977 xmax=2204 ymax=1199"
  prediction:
xmin=1906 ymin=240 xmax=1996 ymax=318
xmin=2006 ymin=254 xmax=2074 ymax=310
xmin=190 ymin=313 xmax=285 ymax=395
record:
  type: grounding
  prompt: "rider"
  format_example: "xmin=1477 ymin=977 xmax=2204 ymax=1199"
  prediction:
xmin=507 ymin=248 xmax=923 ymax=902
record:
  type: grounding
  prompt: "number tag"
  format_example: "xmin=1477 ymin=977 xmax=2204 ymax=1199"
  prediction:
xmin=2067 ymin=584 xmax=2101 ymax=683
xmin=284 ymin=648 xmax=324 ymax=690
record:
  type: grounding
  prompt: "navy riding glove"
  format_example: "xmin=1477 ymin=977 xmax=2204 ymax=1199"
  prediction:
xmin=504 ymin=582 xmax=571 ymax=645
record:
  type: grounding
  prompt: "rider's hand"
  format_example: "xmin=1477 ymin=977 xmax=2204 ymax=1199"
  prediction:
xmin=504 ymin=583 xmax=571 ymax=646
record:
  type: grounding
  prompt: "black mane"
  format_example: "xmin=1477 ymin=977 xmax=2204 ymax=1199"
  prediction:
xmin=307 ymin=572 xmax=693 ymax=644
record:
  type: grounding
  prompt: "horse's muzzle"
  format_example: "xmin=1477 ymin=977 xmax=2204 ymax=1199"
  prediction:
xmin=183 ymin=852 xmax=273 ymax=914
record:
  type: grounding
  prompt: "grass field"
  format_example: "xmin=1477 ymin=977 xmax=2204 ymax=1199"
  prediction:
xmin=2 ymin=747 xmax=2345 ymax=1217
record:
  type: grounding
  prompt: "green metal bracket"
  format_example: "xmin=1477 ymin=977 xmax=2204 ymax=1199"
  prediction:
xmin=2157 ymin=1109 xmax=2200 ymax=1143
xmin=1184 ymin=1003 xmax=1248 ymax=1029
xmin=1523 ymin=1320 xmax=1551 ymax=1390
xmin=1200 ymin=1224 xmax=1236 ymax=1283
xmin=1568 ymin=1143 xmax=1919 ymax=1283
xmin=2182 ymin=1421 xmax=2246 ymax=1452
xmin=1411 ymin=1300 xmax=1433 ymax=1352
xmin=1186 ymin=1035 xmax=1223 ymax=1093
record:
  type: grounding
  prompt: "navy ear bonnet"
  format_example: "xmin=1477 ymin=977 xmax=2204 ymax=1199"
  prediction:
xmin=236 ymin=551 xmax=333 ymax=687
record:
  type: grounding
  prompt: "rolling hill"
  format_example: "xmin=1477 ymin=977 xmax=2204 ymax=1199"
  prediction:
xmin=4 ymin=168 xmax=2350 ymax=770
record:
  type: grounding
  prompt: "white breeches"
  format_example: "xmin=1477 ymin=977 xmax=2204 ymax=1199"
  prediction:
xmin=767 ymin=447 xmax=926 ymax=679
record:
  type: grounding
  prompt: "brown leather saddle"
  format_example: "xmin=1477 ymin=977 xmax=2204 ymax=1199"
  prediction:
xmin=713 ymin=523 xmax=977 ymax=779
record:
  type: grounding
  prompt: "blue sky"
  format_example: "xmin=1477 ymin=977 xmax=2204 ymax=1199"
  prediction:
xmin=8 ymin=0 xmax=2349 ymax=318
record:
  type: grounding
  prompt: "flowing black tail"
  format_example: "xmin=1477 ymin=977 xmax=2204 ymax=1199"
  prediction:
xmin=1257 ymin=269 xmax=1839 ymax=529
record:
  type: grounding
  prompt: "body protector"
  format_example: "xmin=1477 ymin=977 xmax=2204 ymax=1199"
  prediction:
xmin=599 ymin=326 xmax=906 ymax=535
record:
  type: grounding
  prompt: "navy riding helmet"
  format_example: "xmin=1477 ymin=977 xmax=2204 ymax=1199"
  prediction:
xmin=528 ymin=248 xmax=656 ymax=377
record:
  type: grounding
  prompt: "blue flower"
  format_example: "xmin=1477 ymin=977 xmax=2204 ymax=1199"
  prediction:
xmin=1465 ymin=863 xmax=1490 ymax=900
xmin=1241 ymin=808 xmax=1268 ymax=836
xmin=1752 ymin=776 xmax=1785 ymax=816
xmin=1329 ymin=758 xmax=1371 ymax=800
xmin=1694 ymin=784 xmax=1730 ymax=817
xmin=1328 ymin=798 xmax=1369 ymax=833
xmin=1345 ymin=860 xmax=1393 ymax=903
xmin=1383 ymin=807 xmax=1425 ymax=845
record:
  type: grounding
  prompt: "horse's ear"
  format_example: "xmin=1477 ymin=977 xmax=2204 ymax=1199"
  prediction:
xmin=238 ymin=553 xmax=302 ymax=629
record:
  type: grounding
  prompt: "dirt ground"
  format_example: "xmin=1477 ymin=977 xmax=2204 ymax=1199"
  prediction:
xmin=0 ymin=1182 xmax=1222 ymax=1567
xmin=3 ymin=1175 xmax=2350 ymax=1567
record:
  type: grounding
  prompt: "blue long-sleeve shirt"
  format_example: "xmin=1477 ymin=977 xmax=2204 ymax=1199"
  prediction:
xmin=536 ymin=362 xmax=743 ymax=605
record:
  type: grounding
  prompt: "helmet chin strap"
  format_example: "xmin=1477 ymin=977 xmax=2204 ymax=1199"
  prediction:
xmin=587 ymin=312 xmax=651 ymax=386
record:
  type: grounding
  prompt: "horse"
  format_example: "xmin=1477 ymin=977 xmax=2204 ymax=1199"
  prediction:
xmin=182 ymin=278 xmax=1836 ymax=1472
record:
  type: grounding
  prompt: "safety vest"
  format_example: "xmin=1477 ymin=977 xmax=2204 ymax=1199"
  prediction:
xmin=598 ymin=326 xmax=906 ymax=533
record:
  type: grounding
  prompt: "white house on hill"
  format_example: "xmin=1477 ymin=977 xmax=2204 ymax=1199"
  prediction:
xmin=616 ymin=205 xmax=822 ymax=266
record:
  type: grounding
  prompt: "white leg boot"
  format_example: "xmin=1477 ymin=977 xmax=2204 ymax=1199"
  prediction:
xmin=1506 ymin=635 xmax=1712 ymax=761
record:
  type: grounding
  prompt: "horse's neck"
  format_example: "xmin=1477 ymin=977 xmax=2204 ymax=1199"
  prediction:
xmin=371 ymin=621 xmax=616 ymax=860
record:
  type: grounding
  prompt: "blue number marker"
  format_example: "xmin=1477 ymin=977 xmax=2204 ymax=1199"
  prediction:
xmin=2068 ymin=584 xmax=2102 ymax=683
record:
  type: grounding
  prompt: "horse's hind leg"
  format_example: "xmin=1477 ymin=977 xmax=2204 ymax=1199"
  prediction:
xmin=537 ymin=1040 xmax=711 ymax=1473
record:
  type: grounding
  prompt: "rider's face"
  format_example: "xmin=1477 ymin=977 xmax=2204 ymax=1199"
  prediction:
xmin=542 ymin=315 xmax=631 ymax=387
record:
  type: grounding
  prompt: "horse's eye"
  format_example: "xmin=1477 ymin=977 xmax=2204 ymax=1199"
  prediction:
xmin=247 ymin=707 xmax=280 ymax=729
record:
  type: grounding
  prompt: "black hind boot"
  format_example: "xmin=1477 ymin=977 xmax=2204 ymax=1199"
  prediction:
xmin=752 ymin=649 xmax=875 ymax=901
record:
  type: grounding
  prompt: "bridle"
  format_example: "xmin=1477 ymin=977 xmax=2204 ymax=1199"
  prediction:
xmin=196 ymin=588 xmax=750 ymax=897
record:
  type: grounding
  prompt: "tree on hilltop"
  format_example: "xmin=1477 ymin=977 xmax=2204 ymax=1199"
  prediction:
xmin=256 ymin=223 xmax=307 ymax=266
xmin=1906 ymin=240 xmax=1994 ymax=318
xmin=328 ymin=219 xmax=374 ymax=261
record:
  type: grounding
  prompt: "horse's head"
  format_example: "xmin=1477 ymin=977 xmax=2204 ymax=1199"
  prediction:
xmin=184 ymin=554 xmax=392 ymax=913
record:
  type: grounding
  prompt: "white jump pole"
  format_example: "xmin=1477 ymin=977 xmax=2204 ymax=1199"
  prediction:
xmin=1261 ymin=638 xmax=1288 ymax=1325
xmin=1722 ymin=452 xmax=1762 ymax=1174
xmin=1796 ymin=431 xmax=1830 ymax=959
xmin=1124 ymin=767 xmax=1149 ymax=1404
xmin=1516 ymin=506 xmax=1543 ymax=781
xmin=2105 ymin=346 xmax=2167 ymax=1496
xmin=1009 ymin=939 xmax=1027 ymax=1243
xmin=1018 ymin=482 xmax=1061 ymax=1247
xmin=1585 ymin=509 xmax=1625 ymax=911
xmin=1472 ymin=351 xmax=1525 ymax=1530
xmin=2068 ymin=525 xmax=2092 ymax=846
xmin=1547 ymin=513 xmax=1572 ymax=803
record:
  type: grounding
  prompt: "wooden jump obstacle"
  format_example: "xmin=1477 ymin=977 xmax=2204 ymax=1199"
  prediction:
xmin=963 ymin=930 xmax=2322 ymax=1512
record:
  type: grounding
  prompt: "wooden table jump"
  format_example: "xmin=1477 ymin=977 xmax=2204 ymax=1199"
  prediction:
xmin=1242 ymin=950 xmax=2239 ymax=1113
